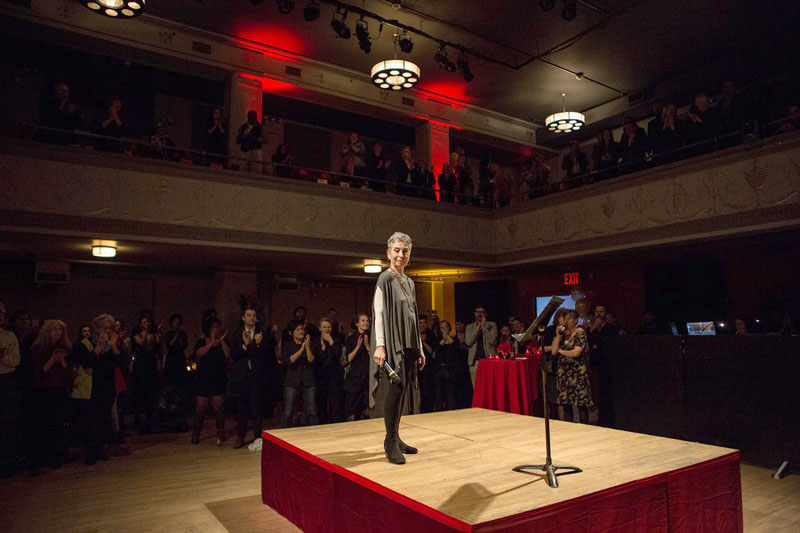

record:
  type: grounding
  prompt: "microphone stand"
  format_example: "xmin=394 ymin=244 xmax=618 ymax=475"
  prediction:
xmin=511 ymin=296 xmax=582 ymax=488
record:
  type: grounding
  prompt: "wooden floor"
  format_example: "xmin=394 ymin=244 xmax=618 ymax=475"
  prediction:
xmin=1 ymin=410 xmax=798 ymax=532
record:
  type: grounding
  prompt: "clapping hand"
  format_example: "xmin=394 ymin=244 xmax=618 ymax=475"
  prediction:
xmin=362 ymin=333 xmax=370 ymax=351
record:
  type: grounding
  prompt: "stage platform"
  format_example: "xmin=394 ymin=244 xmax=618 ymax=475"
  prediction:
xmin=261 ymin=408 xmax=742 ymax=532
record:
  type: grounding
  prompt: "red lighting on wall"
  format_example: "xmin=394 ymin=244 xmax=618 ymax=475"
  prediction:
xmin=564 ymin=272 xmax=579 ymax=285
xmin=416 ymin=81 xmax=473 ymax=109
xmin=235 ymin=25 xmax=307 ymax=56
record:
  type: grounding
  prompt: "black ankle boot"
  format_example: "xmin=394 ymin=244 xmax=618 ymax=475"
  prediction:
xmin=398 ymin=437 xmax=418 ymax=454
xmin=384 ymin=434 xmax=406 ymax=465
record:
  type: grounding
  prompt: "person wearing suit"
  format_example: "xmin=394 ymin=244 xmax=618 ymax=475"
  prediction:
xmin=464 ymin=304 xmax=497 ymax=387
xmin=230 ymin=306 xmax=269 ymax=448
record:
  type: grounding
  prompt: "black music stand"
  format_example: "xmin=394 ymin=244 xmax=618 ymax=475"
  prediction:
xmin=511 ymin=296 xmax=582 ymax=488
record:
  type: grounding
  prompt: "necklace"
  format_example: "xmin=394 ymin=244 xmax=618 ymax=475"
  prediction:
xmin=391 ymin=270 xmax=416 ymax=313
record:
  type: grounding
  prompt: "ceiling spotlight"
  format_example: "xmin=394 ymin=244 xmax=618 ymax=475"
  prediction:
xmin=276 ymin=0 xmax=294 ymax=14
xmin=539 ymin=0 xmax=555 ymax=11
xmin=561 ymin=0 xmax=577 ymax=21
xmin=398 ymin=31 xmax=413 ymax=53
xmin=331 ymin=9 xmax=351 ymax=39
xmin=457 ymin=53 xmax=474 ymax=82
xmin=303 ymin=1 xmax=320 ymax=21
xmin=79 ymin=0 xmax=145 ymax=19
xmin=434 ymin=45 xmax=456 ymax=73
xmin=356 ymin=18 xmax=371 ymax=53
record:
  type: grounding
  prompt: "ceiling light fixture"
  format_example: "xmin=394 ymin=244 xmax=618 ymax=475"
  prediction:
xmin=91 ymin=240 xmax=118 ymax=258
xmin=371 ymin=59 xmax=420 ymax=91
xmin=276 ymin=0 xmax=295 ymax=14
xmin=398 ymin=30 xmax=413 ymax=53
xmin=355 ymin=18 xmax=371 ymax=53
xmin=561 ymin=0 xmax=577 ymax=21
xmin=433 ymin=45 xmax=456 ymax=73
xmin=457 ymin=53 xmax=474 ymax=82
xmin=545 ymin=93 xmax=585 ymax=133
xmin=302 ymin=0 xmax=320 ymax=21
xmin=364 ymin=260 xmax=382 ymax=274
xmin=80 ymin=0 xmax=145 ymax=18
xmin=331 ymin=9 xmax=351 ymax=39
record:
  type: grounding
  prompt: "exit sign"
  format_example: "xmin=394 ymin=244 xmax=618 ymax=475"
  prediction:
xmin=564 ymin=272 xmax=579 ymax=285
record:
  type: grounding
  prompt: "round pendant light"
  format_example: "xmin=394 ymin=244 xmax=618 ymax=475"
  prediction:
xmin=371 ymin=59 xmax=420 ymax=91
xmin=545 ymin=93 xmax=585 ymax=133
xmin=80 ymin=0 xmax=145 ymax=19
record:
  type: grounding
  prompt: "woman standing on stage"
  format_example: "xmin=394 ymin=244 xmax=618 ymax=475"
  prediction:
xmin=552 ymin=309 xmax=593 ymax=424
xmin=371 ymin=232 xmax=426 ymax=465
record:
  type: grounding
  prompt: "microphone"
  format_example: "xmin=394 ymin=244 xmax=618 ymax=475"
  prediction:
xmin=384 ymin=362 xmax=401 ymax=385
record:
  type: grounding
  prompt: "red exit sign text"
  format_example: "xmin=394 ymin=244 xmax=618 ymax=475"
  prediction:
xmin=564 ymin=272 xmax=580 ymax=285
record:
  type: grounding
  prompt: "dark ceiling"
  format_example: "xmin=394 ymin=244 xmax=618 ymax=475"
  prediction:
xmin=146 ymin=0 xmax=800 ymax=130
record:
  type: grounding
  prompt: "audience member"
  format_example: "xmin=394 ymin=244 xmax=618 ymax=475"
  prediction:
xmin=552 ymin=309 xmax=592 ymax=424
xmin=524 ymin=154 xmax=551 ymax=198
xmin=149 ymin=121 xmax=175 ymax=161
xmin=453 ymin=319 xmax=473 ymax=408
xmin=313 ymin=318 xmax=343 ymax=424
xmin=588 ymin=305 xmax=619 ymax=427
xmin=235 ymin=110 xmax=264 ymax=174
xmin=395 ymin=145 xmax=417 ymax=197
xmin=541 ymin=308 xmax=567 ymax=419
xmin=271 ymin=143 xmax=294 ymax=178
xmin=230 ymin=307 xmax=270 ymax=447
xmin=340 ymin=131 xmax=367 ymax=181
xmin=618 ymin=117 xmax=649 ymax=171
xmin=415 ymin=160 xmax=436 ymax=201
xmin=686 ymin=91 xmax=721 ymax=150
xmin=29 ymin=319 xmax=71 ymax=470
xmin=465 ymin=304 xmax=497 ymax=386
xmin=455 ymin=154 xmax=474 ymax=205
xmin=591 ymin=128 xmax=618 ymax=180
xmin=163 ymin=314 xmax=187 ymax=386
xmin=0 ymin=302 xmax=21 ymax=478
xmin=434 ymin=320 xmax=459 ymax=412
xmin=93 ymin=96 xmax=125 ymax=152
xmin=282 ymin=306 xmax=318 ymax=344
xmin=778 ymin=104 xmax=800 ymax=133
xmin=438 ymin=163 xmax=456 ymax=203
xmin=36 ymin=81 xmax=78 ymax=146
xmin=131 ymin=315 xmax=161 ymax=434
xmin=206 ymin=107 xmax=227 ymax=164
xmin=342 ymin=314 xmax=370 ymax=421
xmin=648 ymin=102 xmax=685 ymax=160
xmin=418 ymin=314 xmax=436 ymax=413
xmin=72 ymin=314 xmax=119 ymax=465
xmin=562 ymin=140 xmax=590 ymax=186
xmin=192 ymin=318 xmax=229 ymax=446
xmin=366 ymin=142 xmax=391 ymax=192
xmin=281 ymin=319 xmax=319 ymax=427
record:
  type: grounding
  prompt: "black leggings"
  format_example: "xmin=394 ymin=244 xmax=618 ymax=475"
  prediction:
xmin=384 ymin=349 xmax=418 ymax=436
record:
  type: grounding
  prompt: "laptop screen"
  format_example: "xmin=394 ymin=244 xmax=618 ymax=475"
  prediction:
xmin=686 ymin=322 xmax=716 ymax=336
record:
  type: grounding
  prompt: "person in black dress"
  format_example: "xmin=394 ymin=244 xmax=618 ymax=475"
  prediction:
xmin=191 ymin=318 xmax=230 ymax=446
xmin=433 ymin=320 xmax=459 ymax=412
xmin=131 ymin=316 xmax=161 ymax=434
xmin=343 ymin=314 xmax=371 ymax=421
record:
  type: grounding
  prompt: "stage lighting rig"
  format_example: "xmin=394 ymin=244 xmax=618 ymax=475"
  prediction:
xmin=276 ymin=0 xmax=294 ymax=13
xmin=433 ymin=45 xmax=456 ymax=73
xmin=331 ymin=9 xmax=351 ymax=39
xmin=457 ymin=53 xmax=474 ymax=82
xmin=398 ymin=31 xmax=413 ymax=53
xmin=356 ymin=18 xmax=371 ymax=53
xmin=303 ymin=1 xmax=320 ymax=21
xmin=561 ymin=0 xmax=577 ymax=21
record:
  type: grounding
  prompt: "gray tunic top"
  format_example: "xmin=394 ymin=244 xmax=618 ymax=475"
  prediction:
xmin=369 ymin=269 xmax=422 ymax=408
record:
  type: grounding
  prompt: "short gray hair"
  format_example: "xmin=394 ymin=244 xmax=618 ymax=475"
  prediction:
xmin=386 ymin=232 xmax=412 ymax=250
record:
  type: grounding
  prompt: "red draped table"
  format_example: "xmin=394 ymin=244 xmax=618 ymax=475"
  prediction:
xmin=471 ymin=354 xmax=541 ymax=415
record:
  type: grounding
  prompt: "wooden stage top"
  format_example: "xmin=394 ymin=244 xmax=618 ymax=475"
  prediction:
xmin=265 ymin=407 xmax=738 ymax=525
